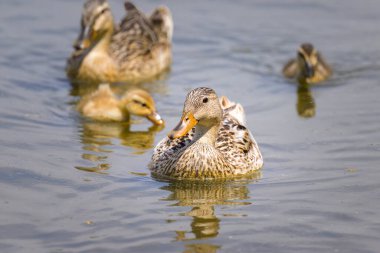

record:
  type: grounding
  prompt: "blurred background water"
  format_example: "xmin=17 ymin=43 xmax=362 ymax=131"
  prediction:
xmin=1 ymin=0 xmax=380 ymax=252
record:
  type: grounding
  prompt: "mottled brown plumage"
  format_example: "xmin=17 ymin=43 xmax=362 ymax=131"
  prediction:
xmin=283 ymin=43 xmax=332 ymax=84
xmin=149 ymin=87 xmax=263 ymax=179
xmin=66 ymin=0 xmax=173 ymax=84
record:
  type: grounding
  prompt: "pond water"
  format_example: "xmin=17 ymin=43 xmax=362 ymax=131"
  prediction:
xmin=1 ymin=0 xmax=380 ymax=252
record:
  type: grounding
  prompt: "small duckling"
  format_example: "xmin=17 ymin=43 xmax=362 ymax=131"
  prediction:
xmin=283 ymin=43 xmax=332 ymax=84
xmin=66 ymin=0 xmax=173 ymax=84
xmin=77 ymin=84 xmax=164 ymax=125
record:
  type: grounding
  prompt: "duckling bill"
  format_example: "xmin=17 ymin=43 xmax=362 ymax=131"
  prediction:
xmin=149 ymin=87 xmax=263 ymax=179
xmin=283 ymin=43 xmax=332 ymax=84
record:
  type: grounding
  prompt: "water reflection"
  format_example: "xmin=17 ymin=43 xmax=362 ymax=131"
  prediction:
xmin=182 ymin=244 xmax=221 ymax=253
xmin=296 ymin=83 xmax=316 ymax=118
xmin=159 ymin=173 xmax=261 ymax=252
xmin=76 ymin=120 xmax=163 ymax=172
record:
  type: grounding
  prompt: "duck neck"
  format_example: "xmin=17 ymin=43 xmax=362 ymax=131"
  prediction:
xmin=193 ymin=120 xmax=221 ymax=146
xmin=91 ymin=30 xmax=113 ymax=54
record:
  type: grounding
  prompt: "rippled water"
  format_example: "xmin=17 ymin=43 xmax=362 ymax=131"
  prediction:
xmin=1 ymin=0 xmax=380 ymax=252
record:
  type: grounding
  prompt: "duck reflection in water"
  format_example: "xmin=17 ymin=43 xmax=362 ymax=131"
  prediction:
xmin=158 ymin=172 xmax=261 ymax=253
xmin=76 ymin=120 xmax=163 ymax=173
xmin=297 ymin=82 xmax=316 ymax=118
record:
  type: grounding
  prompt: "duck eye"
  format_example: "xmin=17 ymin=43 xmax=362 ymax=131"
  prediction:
xmin=202 ymin=97 xmax=208 ymax=103
xmin=100 ymin=8 xmax=108 ymax=14
xmin=133 ymin=99 xmax=147 ymax=107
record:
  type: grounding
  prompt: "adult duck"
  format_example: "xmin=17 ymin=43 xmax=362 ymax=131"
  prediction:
xmin=66 ymin=0 xmax=173 ymax=84
xmin=149 ymin=87 xmax=263 ymax=179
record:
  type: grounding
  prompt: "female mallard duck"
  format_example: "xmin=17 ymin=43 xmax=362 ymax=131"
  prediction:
xmin=77 ymin=84 xmax=164 ymax=125
xmin=66 ymin=0 xmax=173 ymax=84
xmin=149 ymin=87 xmax=263 ymax=179
xmin=283 ymin=43 xmax=332 ymax=84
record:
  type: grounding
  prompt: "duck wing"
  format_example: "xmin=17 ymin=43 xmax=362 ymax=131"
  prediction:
xmin=216 ymin=114 xmax=263 ymax=172
xmin=111 ymin=2 xmax=158 ymax=62
xmin=315 ymin=53 xmax=333 ymax=78
xmin=282 ymin=58 xmax=298 ymax=78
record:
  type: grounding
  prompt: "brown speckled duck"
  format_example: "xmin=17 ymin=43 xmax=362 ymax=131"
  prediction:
xmin=283 ymin=43 xmax=332 ymax=84
xmin=77 ymin=84 xmax=164 ymax=125
xmin=149 ymin=87 xmax=263 ymax=179
xmin=66 ymin=0 xmax=173 ymax=84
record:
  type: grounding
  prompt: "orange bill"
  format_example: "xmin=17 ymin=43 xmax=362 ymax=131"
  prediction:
xmin=168 ymin=112 xmax=198 ymax=139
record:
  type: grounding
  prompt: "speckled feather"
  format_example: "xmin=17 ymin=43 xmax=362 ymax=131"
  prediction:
xmin=110 ymin=3 xmax=158 ymax=63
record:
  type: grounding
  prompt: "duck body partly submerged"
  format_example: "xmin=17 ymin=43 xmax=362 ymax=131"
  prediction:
xmin=77 ymin=83 xmax=164 ymax=125
xmin=66 ymin=0 xmax=173 ymax=84
xmin=283 ymin=43 xmax=332 ymax=84
xmin=149 ymin=87 xmax=263 ymax=179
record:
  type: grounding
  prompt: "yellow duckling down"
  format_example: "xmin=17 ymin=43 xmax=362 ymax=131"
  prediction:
xmin=77 ymin=84 xmax=164 ymax=125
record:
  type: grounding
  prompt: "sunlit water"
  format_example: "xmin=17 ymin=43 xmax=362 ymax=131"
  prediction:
xmin=1 ymin=0 xmax=380 ymax=252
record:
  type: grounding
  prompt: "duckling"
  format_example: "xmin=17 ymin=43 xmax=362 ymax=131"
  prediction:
xmin=283 ymin=43 xmax=332 ymax=84
xmin=149 ymin=87 xmax=263 ymax=179
xmin=77 ymin=84 xmax=164 ymax=125
xmin=66 ymin=0 xmax=173 ymax=84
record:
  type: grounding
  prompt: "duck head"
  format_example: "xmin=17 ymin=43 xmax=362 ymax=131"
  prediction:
xmin=297 ymin=43 xmax=320 ymax=79
xmin=73 ymin=0 xmax=114 ymax=50
xmin=121 ymin=89 xmax=164 ymax=126
xmin=169 ymin=87 xmax=222 ymax=139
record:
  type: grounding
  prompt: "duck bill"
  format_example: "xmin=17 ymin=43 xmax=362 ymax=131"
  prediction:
xmin=147 ymin=111 xmax=164 ymax=125
xmin=168 ymin=112 xmax=198 ymax=139
xmin=304 ymin=61 xmax=315 ymax=78
xmin=73 ymin=26 xmax=92 ymax=50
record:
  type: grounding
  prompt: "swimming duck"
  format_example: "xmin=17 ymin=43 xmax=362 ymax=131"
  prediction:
xmin=149 ymin=87 xmax=263 ymax=179
xmin=66 ymin=0 xmax=173 ymax=84
xmin=283 ymin=43 xmax=332 ymax=84
xmin=77 ymin=84 xmax=164 ymax=125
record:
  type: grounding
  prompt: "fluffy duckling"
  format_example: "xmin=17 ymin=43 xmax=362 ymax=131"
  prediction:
xmin=283 ymin=43 xmax=332 ymax=84
xmin=66 ymin=0 xmax=173 ymax=84
xmin=149 ymin=87 xmax=263 ymax=179
xmin=77 ymin=84 xmax=164 ymax=125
